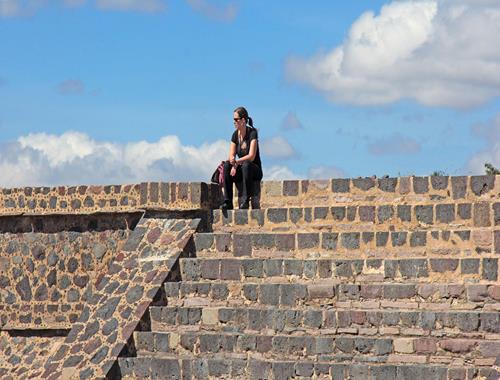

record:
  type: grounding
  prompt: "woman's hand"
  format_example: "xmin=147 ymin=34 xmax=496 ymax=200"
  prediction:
xmin=230 ymin=166 xmax=237 ymax=176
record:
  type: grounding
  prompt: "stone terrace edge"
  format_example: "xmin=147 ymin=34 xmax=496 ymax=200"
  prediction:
xmin=0 ymin=175 xmax=498 ymax=215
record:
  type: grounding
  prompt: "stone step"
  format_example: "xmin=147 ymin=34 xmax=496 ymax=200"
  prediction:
xmin=132 ymin=330 xmax=500 ymax=365
xmin=254 ymin=175 xmax=498 ymax=208
xmin=179 ymin=257 xmax=499 ymax=283
xmin=192 ymin=229 xmax=497 ymax=258
xmin=149 ymin=305 xmax=500 ymax=337
xmin=210 ymin=201 xmax=497 ymax=232
xmin=161 ymin=281 xmax=500 ymax=310
xmin=117 ymin=353 xmax=499 ymax=380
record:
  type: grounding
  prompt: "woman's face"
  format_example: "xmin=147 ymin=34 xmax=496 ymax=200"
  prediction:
xmin=233 ymin=112 xmax=245 ymax=129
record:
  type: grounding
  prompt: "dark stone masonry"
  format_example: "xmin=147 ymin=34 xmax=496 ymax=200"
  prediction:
xmin=0 ymin=176 xmax=498 ymax=379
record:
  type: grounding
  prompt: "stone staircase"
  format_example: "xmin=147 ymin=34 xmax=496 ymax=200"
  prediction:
xmin=115 ymin=176 xmax=499 ymax=379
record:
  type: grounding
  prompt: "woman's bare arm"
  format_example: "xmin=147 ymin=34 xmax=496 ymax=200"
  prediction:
xmin=229 ymin=142 xmax=237 ymax=165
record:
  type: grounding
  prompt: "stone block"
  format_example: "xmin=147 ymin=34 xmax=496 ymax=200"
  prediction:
xmin=242 ymin=259 xmax=263 ymax=278
xmin=353 ymin=177 xmax=375 ymax=191
xmin=397 ymin=205 xmax=411 ymax=222
xmin=384 ymin=284 xmax=416 ymax=299
xmin=473 ymin=202 xmax=491 ymax=227
xmin=200 ymin=260 xmax=219 ymax=280
xmin=283 ymin=180 xmax=299 ymax=196
xmin=430 ymin=259 xmax=459 ymax=273
xmin=341 ymin=232 xmax=360 ymax=249
xmin=410 ymin=231 xmax=427 ymax=247
xmin=391 ymin=232 xmax=407 ymax=247
xmin=272 ymin=362 xmax=295 ymax=380
xmin=233 ymin=210 xmax=248 ymax=225
xmin=267 ymin=208 xmax=287 ymax=223
xmin=332 ymin=178 xmax=350 ymax=193
xmin=308 ymin=284 xmax=334 ymax=299
xmin=431 ymin=176 xmax=448 ymax=190
xmin=471 ymin=175 xmax=495 ymax=195
xmin=359 ymin=206 xmax=375 ymax=222
xmin=413 ymin=177 xmax=429 ymax=194
xmin=314 ymin=206 xmax=329 ymax=220
xmin=378 ymin=205 xmax=394 ymax=223
xmin=252 ymin=233 xmax=275 ymax=249
xmin=378 ymin=178 xmax=397 ymax=192
xmin=260 ymin=284 xmax=280 ymax=305
xmin=436 ymin=204 xmax=455 ymax=223
xmin=283 ymin=260 xmax=303 ymax=276
xmin=215 ymin=234 xmax=232 ymax=252
xmin=280 ymin=284 xmax=306 ymax=306
xmin=376 ymin=232 xmax=389 ymax=247
xmin=439 ymin=339 xmax=476 ymax=353
xmin=415 ymin=205 xmax=433 ymax=224
xmin=457 ymin=203 xmax=472 ymax=220
xmin=414 ymin=338 xmax=436 ymax=354
xmin=452 ymin=176 xmax=467 ymax=199
xmin=331 ymin=206 xmax=346 ymax=221
xmin=304 ymin=310 xmax=323 ymax=328
xmin=207 ymin=359 xmax=230 ymax=377
xmin=250 ymin=209 xmax=264 ymax=226
xmin=297 ymin=233 xmax=320 ymax=249
xmin=303 ymin=260 xmax=317 ymax=278
xmin=394 ymin=338 xmax=414 ymax=353
xmin=461 ymin=259 xmax=479 ymax=274
xmin=233 ymin=234 xmax=251 ymax=257
xmin=318 ymin=261 xmax=333 ymax=279
xmin=482 ymin=258 xmax=498 ymax=281
xmin=322 ymin=232 xmax=338 ymax=250
xmin=371 ymin=365 xmax=397 ymax=380
xmin=275 ymin=234 xmax=295 ymax=251
xmin=220 ymin=259 xmax=241 ymax=281
xmin=264 ymin=259 xmax=283 ymax=277
xmin=289 ymin=208 xmax=302 ymax=224
xmin=467 ymin=285 xmax=488 ymax=302
xmin=496 ymin=230 xmax=500 ymax=254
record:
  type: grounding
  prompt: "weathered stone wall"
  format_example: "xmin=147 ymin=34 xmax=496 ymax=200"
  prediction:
xmin=0 ymin=213 xmax=141 ymax=329
xmin=0 ymin=182 xmax=221 ymax=214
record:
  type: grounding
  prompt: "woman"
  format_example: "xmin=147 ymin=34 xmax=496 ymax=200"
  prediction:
xmin=221 ymin=106 xmax=263 ymax=210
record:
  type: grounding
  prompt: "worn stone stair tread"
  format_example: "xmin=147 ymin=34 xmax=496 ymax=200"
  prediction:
xmin=117 ymin=354 xmax=499 ymax=380
xmin=178 ymin=256 xmax=498 ymax=284
xmin=132 ymin=329 xmax=500 ymax=364
xmin=209 ymin=202 xmax=486 ymax=232
xmin=148 ymin=305 xmax=500 ymax=336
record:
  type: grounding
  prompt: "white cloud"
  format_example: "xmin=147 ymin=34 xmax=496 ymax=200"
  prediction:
xmin=260 ymin=136 xmax=298 ymax=160
xmin=57 ymin=79 xmax=85 ymax=95
xmin=281 ymin=111 xmax=303 ymax=131
xmin=96 ymin=0 xmax=166 ymax=13
xmin=185 ymin=0 xmax=236 ymax=22
xmin=0 ymin=0 xmax=44 ymax=17
xmin=63 ymin=0 xmax=85 ymax=7
xmin=467 ymin=114 xmax=500 ymax=174
xmin=308 ymin=165 xmax=346 ymax=179
xmin=0 ymin=0 xmax=19 ymax=17
xmin=367 ymin=133 xmax=421 ymax=155
xmin=286 ymin=0 xmax=500 ymax=108
xmin=265 ymin=165 xmax=300 ymax=180
xmin=0 ymin=131 xmax=228 ymax=187
xmin=0 ymin=0 xmax=166 ymax=16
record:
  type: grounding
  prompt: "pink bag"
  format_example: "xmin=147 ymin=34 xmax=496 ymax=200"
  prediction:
xmin=211 ymin=161 xmax=225 ymax=186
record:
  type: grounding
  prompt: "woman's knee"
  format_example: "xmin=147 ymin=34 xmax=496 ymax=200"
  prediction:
xmin=241 ymin=161 xmax=251 ymax=172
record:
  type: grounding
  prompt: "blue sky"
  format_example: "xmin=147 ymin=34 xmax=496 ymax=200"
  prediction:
xmin=0 ymin=0 xmax=499 ymax=186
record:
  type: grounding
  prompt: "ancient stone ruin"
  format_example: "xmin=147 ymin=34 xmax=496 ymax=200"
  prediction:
xmin=0 ymin=176 xmax=499 ymax=379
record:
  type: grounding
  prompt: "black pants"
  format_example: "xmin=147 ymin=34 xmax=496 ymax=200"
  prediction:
xmin=223 ymin=161 xmax=263 ymax=205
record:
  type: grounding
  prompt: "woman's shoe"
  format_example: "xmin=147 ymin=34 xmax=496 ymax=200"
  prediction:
xmin=220 ymin=201 xmax=233 ymax=210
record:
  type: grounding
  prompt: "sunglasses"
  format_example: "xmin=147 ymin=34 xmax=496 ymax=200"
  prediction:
xmin=233 ymin=117 xmax=243 ymax=122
